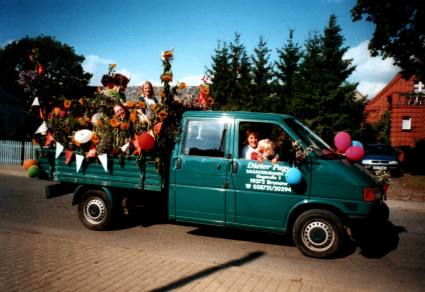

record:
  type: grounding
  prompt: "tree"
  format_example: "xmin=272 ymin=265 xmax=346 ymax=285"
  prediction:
xmin=250 ymin=36 xmax=273 ymax=111
xmin=0 ymin=36 xmax=92 ymax=104
xmin=293 ymin=15 xmax=364 ymax=143
xmin=275 ymin=30 xmax=302 ymax=113
xmin=351 ymin=0 xmax=425 ymax=80
xmin=0 ymin=35 xmax=92 ymax=138
xmin=207 ymin=41 xmax=231 ymax=109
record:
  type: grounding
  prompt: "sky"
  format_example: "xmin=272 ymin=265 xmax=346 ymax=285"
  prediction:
xmin=0 ymin=0 xmax=399 ymax=98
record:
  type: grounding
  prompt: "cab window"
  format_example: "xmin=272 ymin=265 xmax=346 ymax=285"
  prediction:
xmin=183 ymin=120 xmax=228 ymax=157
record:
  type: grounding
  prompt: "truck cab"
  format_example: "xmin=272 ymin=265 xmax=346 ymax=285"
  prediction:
xmin=168 ymin=111 xmax=385 ymax=258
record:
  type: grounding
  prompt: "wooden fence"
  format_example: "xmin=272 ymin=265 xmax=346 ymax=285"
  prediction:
xmin=0 ymin=140 xmax=40 ymax=165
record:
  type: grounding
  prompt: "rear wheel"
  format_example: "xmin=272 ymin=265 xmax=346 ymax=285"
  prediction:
xmin=78 ymin=190 xmax=113 ymax=230
xmin=293 ymin=209 xmax=345 ymax=258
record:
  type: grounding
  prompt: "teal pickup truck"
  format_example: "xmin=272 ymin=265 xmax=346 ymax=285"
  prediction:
xmin=37 ymin=111 xmax=388 ymax=258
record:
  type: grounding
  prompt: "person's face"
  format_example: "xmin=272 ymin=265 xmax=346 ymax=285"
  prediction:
xmin=143 ymin=84 xmax=152 ymax=97
xmin=114 ymin=105 xmax=125 ymax=118
xmin=247 ymin=133 xmax=258 ymax=148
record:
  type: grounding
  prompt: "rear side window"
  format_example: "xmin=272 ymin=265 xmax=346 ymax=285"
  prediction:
xmin=182 ymin=119 xmax=228 ymax=157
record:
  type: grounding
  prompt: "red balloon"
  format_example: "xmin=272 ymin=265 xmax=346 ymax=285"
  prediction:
xmin=345 ymin=146 xmax=365 ymax=162
xmin=334 ymin=131 xmax=352 ymax=153
xmin=37 ymin=63 xmax=44 ymax=76
xmin=137 ymin=133 xmax=155 ymax=151
xmin=198 ymin=93 xmax=207 ymax=104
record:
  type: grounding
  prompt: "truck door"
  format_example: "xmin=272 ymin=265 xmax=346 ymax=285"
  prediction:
xmin=171 ymin=118 xmax=231 ymax=225
xmin=228 ymin=121 xmax=309 ymax=232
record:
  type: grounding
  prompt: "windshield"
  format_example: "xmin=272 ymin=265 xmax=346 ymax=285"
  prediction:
xmin=284 ymin=118 xmax=336 ymax=157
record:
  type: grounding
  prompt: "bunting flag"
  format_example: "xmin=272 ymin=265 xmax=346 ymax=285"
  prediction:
xmin=98 ymin=154 xmax=108 ymax=172
xmin=76 ymin=154 xmax=84 ymax=173
xmin=86 ymin=145 xmax=96 ymax=158
xmin=31 ymin=97 xmax=40 ymax=106
xmin=55 ymin=142 xmax=64 ymax=159
xmin=44 ymin=133 xmax=54 ymax=146
xmin=35 ymin=121 xmax=48 ymax=135
xmin=121 ymin=142 xmax=130 ymax=154
xmin=65 ymin=149 xmax=73 ymax=164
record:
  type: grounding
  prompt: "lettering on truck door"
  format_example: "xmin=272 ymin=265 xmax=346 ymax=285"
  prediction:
xmin=229 ymin=121 xmax=309 ymax=232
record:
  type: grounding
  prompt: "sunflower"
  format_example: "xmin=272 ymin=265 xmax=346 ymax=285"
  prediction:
xmin=162 ymin=50 xmax=173 ymax=60
xmin=129 ymin=111 xmax=137 ymax=124
xmin=120 ymin=122 xmax=130 ymax=131
xmin=53 ymin=107 xmax=61 ymax=116
xmin=126 ymin=100 xmax=135 ymax=108
xmin=136 ymin=101 xmax=146 ymax=109
xmin=158 ymin=110 xmax=168 ymax=121
xmin=178 ymin=82 xmax=187 ymax=90
xmin=91 ymin=133 xmax=100 ymax=144
xmin=109 ymin=118 xmax=119 ymax=128
xmin=161 ymin=74 xmax=172 ymax=82
xmin=64 ymin=99 xmax=72 ymax=109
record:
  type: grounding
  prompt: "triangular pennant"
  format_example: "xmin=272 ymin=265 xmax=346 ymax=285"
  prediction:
xmin=121 ymin=142 xmax=130 ymax=154
xmin=31 ymin=97 xmax=40 ymax=106
xmin=76 ymin=154 xmax=84 ymax=173
xmin=65 ymin=150 xmax=73 ymax=164
xmin=44 ymin=133 xmax=54 ymax=146
xmin=55 ymin=142 xmax=64 ymax=159
xmin=98 ymin=154 xmax=108 ymax=172
xmin=35 ymin=121 xmax=48 ymax=135
xmin=86 ymin=145 xmax=96 ymax=158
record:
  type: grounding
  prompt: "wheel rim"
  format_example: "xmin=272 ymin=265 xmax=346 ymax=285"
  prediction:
xmin=84 ymin=198 xmax=106 ymax=225
xmin=302 ymin=220 xmax=335 ymax=252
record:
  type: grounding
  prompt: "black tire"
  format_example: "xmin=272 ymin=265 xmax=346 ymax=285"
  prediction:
xmin=78 ymin=190 xmax=113 ymax=230
xmin=293 ymin=209 xmax=345 ymax=258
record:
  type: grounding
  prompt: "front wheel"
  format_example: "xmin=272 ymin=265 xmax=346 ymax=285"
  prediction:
xmin=293 ymin=209 xmax=345 ymax=258
xmin=78 ymin=190 xmax=113 ymax=230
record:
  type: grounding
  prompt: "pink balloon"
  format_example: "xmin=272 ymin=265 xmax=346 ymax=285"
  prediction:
xmin=345 ymin=146 xmax=365 ymax=161
xmin=334 ymin=131 xmax=352 ymax=152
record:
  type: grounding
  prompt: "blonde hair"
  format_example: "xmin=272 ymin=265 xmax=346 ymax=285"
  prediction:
xmin=258 ymin=139 xmax=275 ymax=157
xmin=140 ymin=80 xmax=154 ymax=98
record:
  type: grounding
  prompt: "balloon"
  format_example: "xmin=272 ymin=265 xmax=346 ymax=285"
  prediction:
xmin=74 ymin=129 xmax=93 ymax=144
xmin=153 ymin=122 xmax=163 ymax=135
xmin=23 ymin=159 xmax=36 ymax=170
xmin=137 ymin=133 xmax=155 ymax=151
xmin=285 ymin=167 xmax=302 ymax=185
xmin=37 ymin=63 xmax=44 ymax=76
xmin=27 ymin=165 xmax=40 ymax=178
xmin=91 ymin=113 xmax=101 ymax=127
xmin=334 ymin=131 xmax=352 ymax=152
xmin=345 ymin=146 xmax=365 ymax=162
xmin=352 ymin=140 xmax=364 ymax=148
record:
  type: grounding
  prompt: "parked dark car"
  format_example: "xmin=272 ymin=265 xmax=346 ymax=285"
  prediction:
xmin=361 ymin=144 xmax=402 ymax=176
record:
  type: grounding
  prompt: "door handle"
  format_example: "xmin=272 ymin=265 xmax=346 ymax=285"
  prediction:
xmin=232 ymin=161 xmax=238 ymax=173
xmin=174 ymin=158 xmax=182 ymax=169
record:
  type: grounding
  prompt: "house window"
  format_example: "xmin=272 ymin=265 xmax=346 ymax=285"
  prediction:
xmin=402 ymin=117 xmax=411 ymax=131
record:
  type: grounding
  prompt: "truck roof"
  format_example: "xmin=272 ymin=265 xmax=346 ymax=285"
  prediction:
xmin=183 ymin=111 xmax=295 ymax=122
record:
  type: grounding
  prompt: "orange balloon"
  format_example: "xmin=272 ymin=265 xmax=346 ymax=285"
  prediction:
xmin=137 ymin=133 xmax=155 ymax=151
xmin=22 ymin=159 xmax=36 ymax=170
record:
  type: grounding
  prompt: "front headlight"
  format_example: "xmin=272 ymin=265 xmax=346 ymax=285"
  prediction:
xmin=388 ymin=161 xmax=398 ymax=165
xmin=362 ymin=159 xmax=373 ymax=165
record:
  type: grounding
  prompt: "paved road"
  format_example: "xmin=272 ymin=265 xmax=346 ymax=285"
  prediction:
xmin=0 ymin=171 xmax=425 ymax=291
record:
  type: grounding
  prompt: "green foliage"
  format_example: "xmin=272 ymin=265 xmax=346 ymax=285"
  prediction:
xmin=206 ymin=15 xmax=366 ymax=145
xmin=250 ymin=36 xmax=273 ymax=111
xmin=0 ymin=35 xmax=92 ymax=103
xmin=275 ymin=30 xmax=302 ymax=113
xmin=375 ymin=111 xmax=391 ymax=144
xmin=351 ymin=0 xmax=425 ymax=80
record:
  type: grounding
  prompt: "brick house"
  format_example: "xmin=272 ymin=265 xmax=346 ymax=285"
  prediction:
xmin=365 ymin=74 xmax=425 ymax=147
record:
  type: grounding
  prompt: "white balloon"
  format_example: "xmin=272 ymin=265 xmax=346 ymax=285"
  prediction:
xmin=74 ymin=129 xmax=93 ymax=144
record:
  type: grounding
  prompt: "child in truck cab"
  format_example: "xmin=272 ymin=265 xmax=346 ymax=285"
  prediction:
xmin=251 ymin=139 xmax=279 ymax=163
xmin=241 ymin=128 xmax=259 ymax=159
